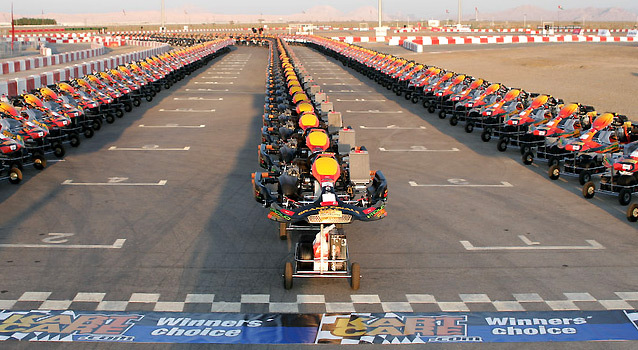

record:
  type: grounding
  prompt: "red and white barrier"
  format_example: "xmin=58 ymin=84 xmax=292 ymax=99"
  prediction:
xmin=0 ymin=46 xmax=107 ymax=76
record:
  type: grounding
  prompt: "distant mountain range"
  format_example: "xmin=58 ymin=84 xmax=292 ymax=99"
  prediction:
xmin=0 ymin=5 xmax=636 ymax=26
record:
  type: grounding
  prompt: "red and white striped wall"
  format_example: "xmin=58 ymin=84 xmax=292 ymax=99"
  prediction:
xmin=0 ymin=44 xmax=170 ymax=97
xmin=402 ymin=35 xmax=638 ymax=52
xmin=0 ymin=46 xmax=107 ymax=76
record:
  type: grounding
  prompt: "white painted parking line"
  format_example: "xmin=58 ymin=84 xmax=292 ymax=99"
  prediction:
xmin=19 ymin=292 xmax=52 ymax=301
xmin=194 ymin=81 xmax=234 ymax=85
xmin=0 ymin=238 xmax=126 ymax=249
xmin=514 ymin=293 xmax=544 ymax=302
xmin=73 ymin=293 xmax=106 ymax=303
xmin=297 ymin=295 xmax=326 ymax=303
xmin=459 ymin=238 xmax=604 ymax=251
xmin=184 ymin=88 xmax=229 ymax=92
xmin=202 ymin=76 xmax=237 ymax=79
xmin=139 ymin=124 xmax=206 ymax=128
xmin=381 ymin=146 xmax=459 ymax=152
xmin=159 ymin=108 xmax=215 ymax=112
xmin=322 ymin=83 xmax=362 ymax=86
xmin=215 ymin=68 xmax=242 ymax=70
xmin=173 ymin=97 xmax=223 ymax=101
xmin=62 ymin=179 xmax=167 ymax=186
xmin=347 ymin=110 xmax=403 ymax=114
xmin=351 ymin=295 xmax=381 ymax=303
xmin=409 ymin=181 xmax=511 ymax=187
xmin=130 ymin=293 xmax=161 ymax=303
xmin=360 ymin=125 xmax=426 ymax=130
xmin=206 ymin=72 xmax=236 ymax=75
xmin=316 ymin=77 xmax=355 ymax=80
xmin=108 ymin=146 xmax=190 ymax=151
xmin=616 ymin=292 xmax=638 ymax=301
xmin=519 ymin=235 xmax=540 ymax=245
xmin=337 ymin=98 xmax=386 ymax=102
xmin=328 ymin=90 xmax=373 ymax=93
xmin=564 ymin=293 xmax=596 ymax=302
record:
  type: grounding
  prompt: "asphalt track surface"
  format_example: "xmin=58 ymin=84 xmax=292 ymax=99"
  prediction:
xmin=0 ymin=45 xmax=636 ymax=349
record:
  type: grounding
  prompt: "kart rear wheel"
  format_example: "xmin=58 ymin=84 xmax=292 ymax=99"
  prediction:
xmin=619 ymin=189 xmax=632 ymax=206
xmin=579 ymin=170 xmax=592 ymax=186
xmin=8 ymin=167 xmax=22 ymax=184
xmin=53 ymin=143 xmax=65 ymax=158
xmin=449 ymin=116 xmax=458 ymax=126
xmin=395 ymin=89 xmax=402 ymax=96
xmin=520 ymin=145 xmax=531 ymax=155
xmin=146 ymin=94 xmax=153 ymax=102
xmin=284 ymin=262 xmax=293 ymax=290
xmin=105 ymin=113 xmax=115 ymax=124
xmin=279 ymin=223 xmax=288 ymax=240
xmin=548 ymin=157 xmax=560 ymax=167
xmin=115 ymin=109 xmax=124 ymax=118
xmin=411 ymin=96 xmax=419 ymax=104
xmin=427 ymin=105 xmax=436 ymax=114
xmin=83 ymin=127 xmax=94 ymax=139
xmin=627 ymin=203 xmax=638 ymax=222
xmin=481 ymin=131 xmax=492 ymax=142
xmin=404 ymin=92 xmax=412 ymax=100
xmin=350 ymin=263 xmax=360 ymax=290
xmin=422 ymin=100 xmax=430 ymax=108
xmin=33 ymin=154 xmax=46 ymax=170
xmin=124 ymin=103 xmax=133 ymax=113
xmin=522 ymin=151 xmax=534 ymax=165
xmin=464 ymin=122 xmax=474 ymax=133
xmin=582 ymin=181 xmax=595 ymax=199
xmin=133 ymin=98 xmax=141 ymax=107
xmin=438 ymin=110 xmax=446 ymax=119
xmin=69 ymin=133 xmax=81 ymax=147
xmin=548 ymin=164 xmax=561 ymax=180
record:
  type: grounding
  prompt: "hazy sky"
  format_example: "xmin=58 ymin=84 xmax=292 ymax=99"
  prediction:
xmin=8 ymin=0 xmax=638 ymax=16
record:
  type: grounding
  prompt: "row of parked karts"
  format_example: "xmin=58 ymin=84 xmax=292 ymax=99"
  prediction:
xmin=251 ymin=36 xmax=388 ymax=289
xmin=292 ymin=35 xmax=638 ymax=223
xmin=0 ymin=40 xmax=232 ymax=186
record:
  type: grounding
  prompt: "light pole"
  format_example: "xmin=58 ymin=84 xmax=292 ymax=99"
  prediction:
xmin=523 ymin=14 xmax=527 ymax=29
xmin=378 ymin=0 xmax=382 ymax=28
xmin=161 ymin=0 xmax=166 ymax=31
xmin=457 ymin=0 xmax=462 ymax=26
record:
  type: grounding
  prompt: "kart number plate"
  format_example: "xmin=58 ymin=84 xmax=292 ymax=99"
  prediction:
xmin=319 ymin=209 xmax=342 ymax=219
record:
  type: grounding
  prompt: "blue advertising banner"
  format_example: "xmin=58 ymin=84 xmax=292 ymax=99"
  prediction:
xmin=0 ymin=310 xmax=637 ymax=344
xmin=315 ymin=311 xmax=638 ymax=344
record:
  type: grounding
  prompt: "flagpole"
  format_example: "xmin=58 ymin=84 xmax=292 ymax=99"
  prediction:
xmin=11 ymin=2 xmax=15 ymax=52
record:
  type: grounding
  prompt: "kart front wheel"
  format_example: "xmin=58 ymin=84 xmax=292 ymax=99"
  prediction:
xmin=105 ymin=113 xmax=115 ymax=124
xmin=8 ymin=167 xmax=22 ymax=184
xmin=33 ymin=154 xmax=46 ymax=170
xmin=69 ymin=133 xmax=81 ymax=147
xmin=53 ymin=143 xmax=65 ymax=158
xmin=497 ymin=138 xmax=509 ymax=151
xmin=284 ymin=262 xmax=293 ymax=290
xmin=83 ymin=127 xmax=94 ymax=139
xmin=481 ymin=131 xmax=492 ymax=142
xmin=522 ymin=151 xmax=534 ymax=165
xmin=133 ymin=98 xmax=141 ymax=107
xmin=548 ymin=164 xmax=561 ymax=180
xmin=279 ymin=223 xmax=287 ymax=240
xmin=92 ymin=118 xmax=102 ymax=131
xmin=438 ymin=110 xmax=446 ymax=119
xmin=411 ymin=96 xmax=419 ymax=104
xmin=115 ymin=109 xmax=124 ymax=118
xmin=582 ymin=182 xmax=595 ymax=199
xmin=405 ymin=92 xmax=412 ymax=100
xmin=427 ymin=105 xmax=436 ymax=114
xmin=449 ymin=116 xmax=458 ymax=126
xmin=627 ymin=203 xmax=638 ymax=222
xmin=619 ymin=189 xmax=632 ymax=206
xmin=351 ymin=263 xmax=360 ymax=290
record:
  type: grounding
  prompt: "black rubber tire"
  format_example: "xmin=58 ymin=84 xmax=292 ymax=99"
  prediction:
xmin=464 ymin=123 xmax=474 ymax=133
xmin=548 ymin=164 xmax=561 ymax=180
xmin=582 ymin=181 xmax=595 ymax=199
xmin=438 ymin=110 xmax=446 ymax=119
xmin=449 ymin=116 xmax=458 ymax=126
xmin=522 ymin=151 xmax=534 ymax=165
xmin=481 ymin=131 xmax=492 ymax=142
xmin=497 ymin=138 xmax=509 ymax=151
xmin=395 ymin=89 xmax=402 ymax=96
xmin=133 ymin=98 xmax=141 ymax=107
xmin=92 ymin=118 xmax=102 ymax=131
xmin=284 ymin=262 xmax=293 ymax=290
xmin=627 ymin=203 xmax=638 ymax=222
xmin=549 ymin=157 xmax=560 ymax=167
xmin=8 ymin=167 xmax=22 ymax=184
xmin=427 ymin=105 xmax=436 ymax=113
xmin=83 ymin=127 xmax=94 ymax=139
xmin=53 ymin=144 xmax=65 ymax=158
xmin=124 ymin=103 xmax=133 ymax=112
xmin=33 ymin=154 xmax=46 ymax=170
xmin=164 ymin=82 xmax=171 ymax=90
xmin=619 ymin=189 xmax=632 ymax=206
xmin=405 ymin=92 xmax=412 ymax=100
xmin=350 ymin=263 xmax=360 ymax=290
xmin=578 ymin=171 xmax=592 ymax=186
xmin=69 ymin=133 xmax=81 ymax=147
xmin=105 ymin=113 xmax=115 ymax=124
xmin=146 ymin=95 xmax=153 ymax=102
xmin=279 ymin=222 xmax=287 ymax=240
xmin=411 ymin=96 xmax=419 ymax=104
xmin=422 ymin=100 xmax=429 ymax=108
xmin=520 ymin=145 xmax=531 ymax=155
xmin=115 ymin=109 xmax=124 ymax=118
